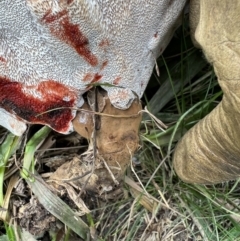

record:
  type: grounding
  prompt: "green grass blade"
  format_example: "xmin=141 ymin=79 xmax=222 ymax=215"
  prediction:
xmin=21 ymin=126 xmax=51 ymax=179
xmin=27 ymin=175 xmax=90 ymax=240
xmin=0 ymin=134 xmax=20 ymax=206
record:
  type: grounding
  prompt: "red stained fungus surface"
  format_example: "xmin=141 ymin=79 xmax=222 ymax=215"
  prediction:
xmin=0 ymin=77 xmax=77 ymax=133
xmin=92 ymin=73 xmax=102 ymax=83
xmin=113 ymin=77 xmax=121 ymax=85
xmin=42 ymin=10 xmax=98 ymax=66
xmin=83 ymin=73 xmax=93 ymax=82
xmin=99 ymin=39 xmax=110 ymax=48
xmin=83 ymin=73 xmax=102 ymax=83
xmin=0 ymin=57 xmax=6 ymax=62
xmin=100 ymin=60 xmax=108 ymax=71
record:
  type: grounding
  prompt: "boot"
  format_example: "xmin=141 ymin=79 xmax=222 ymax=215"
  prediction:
xmin=173 ymin=0 xmax=240 ymax=184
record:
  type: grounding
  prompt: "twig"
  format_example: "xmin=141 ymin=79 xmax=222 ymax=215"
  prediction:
xmin=36 ymin=106 xmax=141 ymax=118
xmin=99 ymin=156 xmax=119 ymax=186
xmin=61 ymin=171 xmax=92 ymax=183
xmin=78 ymin=88 xmax=98 ymax=197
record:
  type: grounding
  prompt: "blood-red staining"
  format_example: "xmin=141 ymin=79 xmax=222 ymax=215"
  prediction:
xmin=82 ymin=73 xmax=102 ymax=83
xmin=83 ymin=73 xmax=93 ymax=82
xmin=99 ymin=39 xmax=110 ymax=48
xmin=109 ymin=89 xmax=129 ymax=102
xmin=0 ymin=77 xmax=77 ymax=133
xmin=92 ymin=73 xmax=102 ymax=83
xmin=67 ymin=0 xmax=74 ymax=4
xmin=0 ymin=57 xmax=6 ymax=62
xmin=43 ymin=10 xmax=67 ymax=24
xmin=113 ymin=77 xmax=121 ymax=85
xmin=100 ymin=60 xmax=108 ymax=71
xmin=42 ymin=10 xmax=98 ymax=66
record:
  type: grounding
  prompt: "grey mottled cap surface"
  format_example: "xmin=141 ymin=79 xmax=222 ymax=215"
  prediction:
xmin=0 ymin=0 xmax=186 ymax=135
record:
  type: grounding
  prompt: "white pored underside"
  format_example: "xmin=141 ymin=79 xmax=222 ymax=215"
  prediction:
xmin=0 ymin=0 xmax=186 ymax=135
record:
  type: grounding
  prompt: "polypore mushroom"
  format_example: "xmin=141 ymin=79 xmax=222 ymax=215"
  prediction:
xmin=0 ymin=0 xmax=187 ymax=191
xmin=0 ymin=0 xmax=186 ymax=136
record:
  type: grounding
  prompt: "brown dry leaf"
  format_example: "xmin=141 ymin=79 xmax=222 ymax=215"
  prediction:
xmin=48 ymin=156 xmax=100 ymax=192
xmin=61 ymin=183 xmax=90 ymax=215
xmin=124 ymin=176 xmax=160 ymax=213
